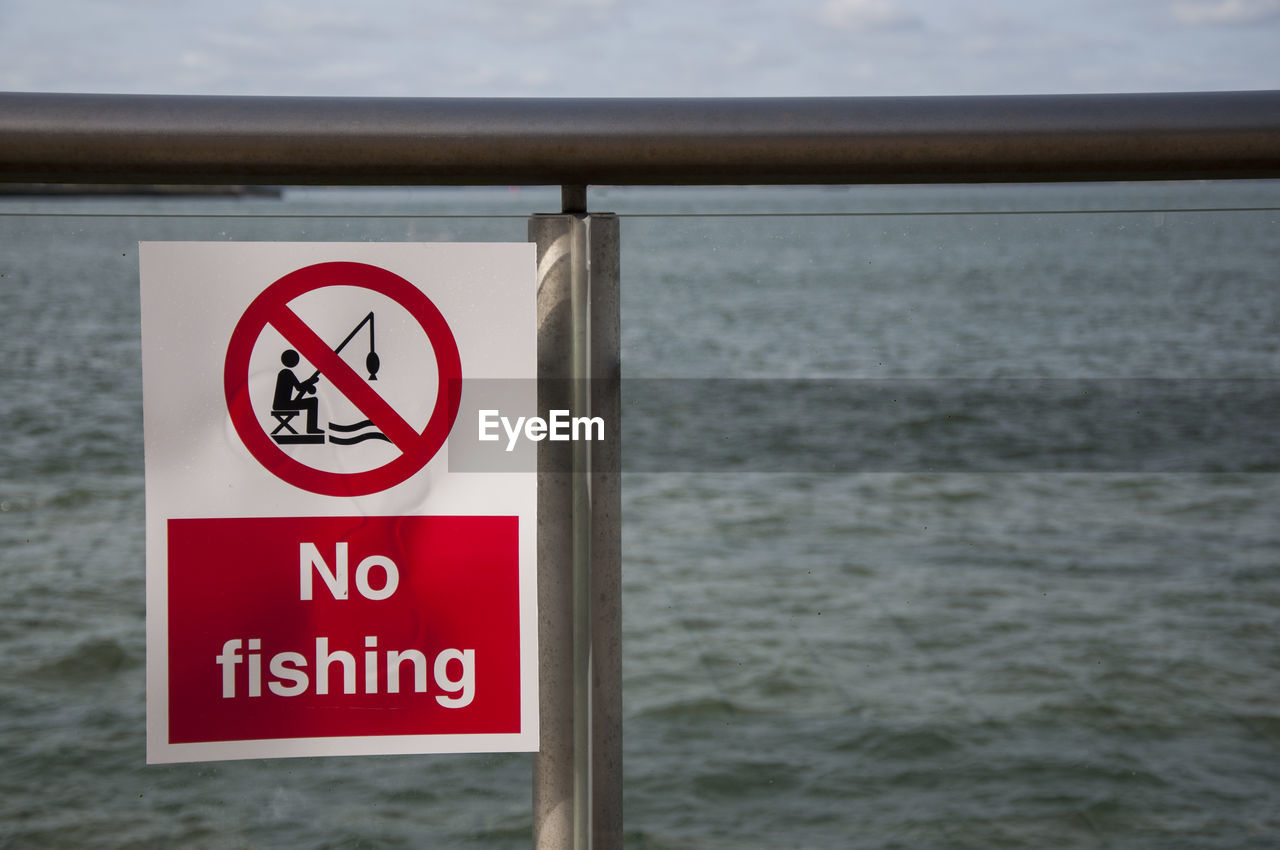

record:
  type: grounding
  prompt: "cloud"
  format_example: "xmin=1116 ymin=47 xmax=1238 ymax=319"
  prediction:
xmin=459 ymin=0 xmax=625 ymax=37
xmin=819 ymin=0 xmax=921 ymax=32
xmin=1171 ymin=0 xmax=1280 ymax=24
xmin=0 ymin=0 xmax=1278 ymax=99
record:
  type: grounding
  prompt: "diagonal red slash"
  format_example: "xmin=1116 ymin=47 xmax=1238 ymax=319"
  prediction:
xmin=268 ymin=305 xmax=421 ymax=450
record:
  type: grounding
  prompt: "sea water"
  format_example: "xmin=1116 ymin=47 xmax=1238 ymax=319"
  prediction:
xmin=1 ymin=182 xmax=1278 ymax=848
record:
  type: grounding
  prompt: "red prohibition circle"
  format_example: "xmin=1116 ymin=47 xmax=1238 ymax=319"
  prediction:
xmin=224 ymin=261 xmax=462 ymax=497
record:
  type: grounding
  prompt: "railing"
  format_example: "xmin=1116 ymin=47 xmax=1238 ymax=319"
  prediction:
xmin=2 ymin=91 xmax=1279 ymax=850
xmin=2 ymin=91 xmax=1280 ymax=187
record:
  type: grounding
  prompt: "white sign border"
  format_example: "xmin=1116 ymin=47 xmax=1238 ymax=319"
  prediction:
xmin=140 ymin=242 xmax=538 ymax=764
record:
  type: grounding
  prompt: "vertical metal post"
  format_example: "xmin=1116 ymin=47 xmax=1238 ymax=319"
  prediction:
xmin=531 ymin=203 xmax=621 ymax=850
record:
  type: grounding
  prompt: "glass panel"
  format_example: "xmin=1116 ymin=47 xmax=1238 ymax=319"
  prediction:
xmin=0 ymin=194 xmax=534 ymax=848
xmin=618 ymin=182 xmax=1280 ymax=848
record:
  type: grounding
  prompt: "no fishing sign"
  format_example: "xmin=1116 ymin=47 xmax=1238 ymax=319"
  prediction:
xmin=139 ymin=243 xmax=537 ymax=763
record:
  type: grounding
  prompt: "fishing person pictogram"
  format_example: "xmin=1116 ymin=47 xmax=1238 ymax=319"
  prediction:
xmin=268 ymin=311 xmax=389 ymax=447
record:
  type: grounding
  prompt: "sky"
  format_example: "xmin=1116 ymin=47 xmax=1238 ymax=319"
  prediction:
xmin=0 ymin=0 xmax=1278 ymax=98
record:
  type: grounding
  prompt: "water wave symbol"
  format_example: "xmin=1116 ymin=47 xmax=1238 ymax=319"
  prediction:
xmin=327 ymin=419 xmax=390 ymax=445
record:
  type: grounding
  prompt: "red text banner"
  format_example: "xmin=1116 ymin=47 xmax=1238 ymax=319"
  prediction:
xmin=167 ymin=515 xmax=521 ymax=745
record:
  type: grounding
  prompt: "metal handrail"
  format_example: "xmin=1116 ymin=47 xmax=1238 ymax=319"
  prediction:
xmin=1 ymin=91 xmax=1279 ymax=186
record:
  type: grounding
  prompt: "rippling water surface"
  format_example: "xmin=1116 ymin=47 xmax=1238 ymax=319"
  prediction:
xmin=1 ymin=183 xmax=1278 ymax=848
